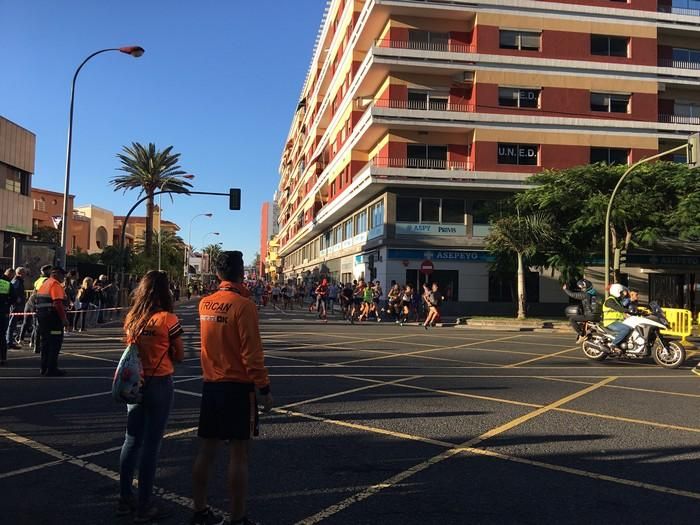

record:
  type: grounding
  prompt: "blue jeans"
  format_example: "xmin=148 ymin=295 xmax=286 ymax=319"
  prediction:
xmin=119 ymin=375 xmax=174 ymax=512
xmin=607 ymin=321 xmax=631 ymax=346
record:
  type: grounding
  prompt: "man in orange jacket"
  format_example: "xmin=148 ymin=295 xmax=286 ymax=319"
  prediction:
xmin=191 ymin=251 xmax=272 ymax=525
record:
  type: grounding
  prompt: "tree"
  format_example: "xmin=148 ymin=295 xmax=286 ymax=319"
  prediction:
xmin=111 ymin=143 xmax=192 ymax=256
xmin=487 ymin=211 xmax=555 ymax=319
xmin=203 ymin=243 xmax=223 ymax=271
xmin=133 ymin=229 xmax=185 ymax=280
xmin=34 ymin=226 xmax=59 ymax=244
xmin=514 ymin=162 xmax=697 ymax=283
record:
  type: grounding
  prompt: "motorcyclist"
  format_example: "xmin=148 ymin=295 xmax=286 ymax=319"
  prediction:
xmin=602 ymin=283 xmax=631 ymax=352
xmin=562 ymin=279 xmax=600 ymax=343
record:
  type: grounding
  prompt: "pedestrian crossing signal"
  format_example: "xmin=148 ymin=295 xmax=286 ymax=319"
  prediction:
xmin=229 ymin=188 xmax=241 ymax=210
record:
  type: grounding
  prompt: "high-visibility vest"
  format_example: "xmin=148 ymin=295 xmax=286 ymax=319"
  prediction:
xmin=0 ymin=279 xmax=10 ymax=296
xmin=34 ymin=276 xmax=48 ymax=291
xmin=602 ymin=296 xmax=625 ymax=327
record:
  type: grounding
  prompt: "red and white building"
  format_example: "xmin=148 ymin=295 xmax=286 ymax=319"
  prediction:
xmin=275 ymin=0 xmax=700 ymax=310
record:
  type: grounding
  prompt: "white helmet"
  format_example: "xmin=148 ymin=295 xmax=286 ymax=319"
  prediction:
xmin=609 ymin=283 xmax=625 ymax=298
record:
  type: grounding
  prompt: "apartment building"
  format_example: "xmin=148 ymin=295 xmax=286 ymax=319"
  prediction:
xmin=31 ymin=188 xmax=90 ymax=253
xmin=0 ymin=116 xmax=34 ymax=266
xmin=275 ymin=0 xmax=700 ymax=311
xmin=113 ymin=207 xmax=181 ymax=249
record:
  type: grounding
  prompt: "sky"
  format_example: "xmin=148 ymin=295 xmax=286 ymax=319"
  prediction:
xmin=0 ymin=0 xmax=327 ymax=265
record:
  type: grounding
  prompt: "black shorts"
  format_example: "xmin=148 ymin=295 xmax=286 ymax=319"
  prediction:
xmin=198 ymin=382 xmax=258 ymax=440
xmin=353 ymin=298 xmax=362 ymax=305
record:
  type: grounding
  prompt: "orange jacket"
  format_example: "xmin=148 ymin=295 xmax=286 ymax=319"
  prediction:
xmin=199 ymin=281 xmax=270 ymax=389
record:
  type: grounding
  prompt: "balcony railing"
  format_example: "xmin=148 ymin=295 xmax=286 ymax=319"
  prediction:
xmin=374 ymin=39 xmax=476 ymax=54
xmin=658 ymin=5 xmax=700 ymax=16
xmin=371 ymin=157 xmax=473 ymax=171
xmin=658 ymin=58 xmax=700 ymax=70
xmin=659 ymin=113 xmax=700 ymax=125
xmin=368 ymin=98 xmax=475 ymax=113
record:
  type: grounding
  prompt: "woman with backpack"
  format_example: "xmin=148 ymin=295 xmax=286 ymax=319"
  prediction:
xmin=118 ymin=271 xmax=184 ymax=522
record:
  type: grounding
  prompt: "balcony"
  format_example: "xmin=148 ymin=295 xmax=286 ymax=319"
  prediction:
xmin=658 ymin=3 xmax=700 ymax=17
xmin=658 ymin=58 xmax=700 ymax=70
xmin=371 ymin=157 xmax=472 ymax=171
xmin=369 ymin=98 xmax=474 ymax=113
xmin=374 ymin=39 xmax=476 ymax=54
xmin=659 ymin=113 xmax=700 ymax=125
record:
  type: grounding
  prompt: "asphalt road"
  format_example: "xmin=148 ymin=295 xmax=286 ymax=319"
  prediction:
xmin=1 ymin=301 xmax=699 ymax=525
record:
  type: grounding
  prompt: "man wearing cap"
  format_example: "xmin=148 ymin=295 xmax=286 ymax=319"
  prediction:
xmin=35 ymin=267 xmax=69 ymax=376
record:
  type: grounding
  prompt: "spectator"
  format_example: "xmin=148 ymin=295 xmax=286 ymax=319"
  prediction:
xmin=191 ymin=251 xmax=272 ymax=525
xmin=74 ymin=278 xmax=96 ymax=332
xmin=6 ymin=267 xmax=27 ymax=350
xmin=118 ymin=270 xmax=184 ymax=522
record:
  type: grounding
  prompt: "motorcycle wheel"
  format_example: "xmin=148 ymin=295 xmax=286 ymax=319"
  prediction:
xmin=582 ymin=340 xmax=607 ymax=361
xmin=652 ymin=340 xmax=685 ymax=369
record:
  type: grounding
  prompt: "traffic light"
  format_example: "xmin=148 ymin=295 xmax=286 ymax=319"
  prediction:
xmin=688 ymin=133 xmax=700 ymax=168
xmin=229 ymin=188 xmax=241 ymax=210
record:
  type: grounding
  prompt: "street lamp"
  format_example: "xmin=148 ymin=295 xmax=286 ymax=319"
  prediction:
xmin=185 ymin=213 xmax=213 ymax=287
xmin=158 ymin=173 xmax=195 ymax=271
xmin=60 ymin=46 xmax=145 ymax=265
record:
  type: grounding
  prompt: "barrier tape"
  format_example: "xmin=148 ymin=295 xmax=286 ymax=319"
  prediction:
xmin=8 ymin=306 xmax=128 ymax=318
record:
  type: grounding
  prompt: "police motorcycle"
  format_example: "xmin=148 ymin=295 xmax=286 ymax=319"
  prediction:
xmin=566 ymin=287 xmax=685 ymax=369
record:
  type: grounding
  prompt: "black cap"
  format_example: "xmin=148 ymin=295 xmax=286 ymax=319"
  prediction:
xmin=51 ymin=267 xmax=66 ymax=275
xmin=40 ymin=264 xmax=52 ymax=276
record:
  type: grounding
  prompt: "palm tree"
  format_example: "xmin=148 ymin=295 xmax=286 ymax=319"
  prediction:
xmin=203 ymin=243 xmax=223 ymax=268
xmin=111 ymin=143 xmax=192 ymax=255
xmin=487 ymin=211 xmax=555 ymax=320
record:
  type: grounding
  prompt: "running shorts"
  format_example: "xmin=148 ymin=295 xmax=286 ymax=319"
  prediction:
xmin=198 ymin=381 xmax=258 ymax=440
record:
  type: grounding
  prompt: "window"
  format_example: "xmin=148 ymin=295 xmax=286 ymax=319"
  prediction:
xmin=407 ymin=144 xmax=448 ymax=169
xmin=407 ymin=90 xmax=449 ymax=111
xmin=675 ymin=101 xmax=700 ymax=118
xmin=396 ymin=196 xmax=420 ymax=222
xmin=442 ymin=199 xmax=465 ymax=223
xmin=498 ymin=87 xmax=540 ymax=109
xmin=499 ymin=30 xmax=541 ymax=51
xmin=370 ymin=201 xmax=384 ymax=228
xmin=33 ymin=199 xmax=46 ymax=212
xmin=590 ymin=147 xmax=629 ymax=165
xmin=333 ymin=225 xmax=342 ymax=244
xmin=355 ymin=209 xmax=368 ymax=233
xmin=344 ymin=219 xmax=353 ymax=240
xmin=672 ymin=47 xmax=700 ymax=65
xmin=408 ymin=30 xmax=449 ymax=51
xmin=497 ymin=143 xmax=538 ymax=165
xmin=590 ymin=92 xmax=629 ymax=113
xmin=420 ymin=198 xmax=440 ymax=222
xmin=591 ymin=35 xmax=628 ymax=57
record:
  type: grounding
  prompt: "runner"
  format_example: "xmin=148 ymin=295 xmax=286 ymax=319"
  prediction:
xmin=359 ymin=281 xmax=374 ymax=322
xmin=118 ymin=270 xmax=184 ymax=522
xmin=271 ymin=283 xmax=280 ymax=306
xmin=373 ymin=280 xmax=383 ymax=323
xmin=351 ymin=279 xmax=365 ymax=324
xmin=340 ymin=282 xmax=353 ymax=321
xmin=423 ymin=282 xmax=443 ymax=330
xmin=327 ymin=281 xmax=338 ymax=314
xmin=387 ymin=282 xmax=401 ymax=323
xmin=191 ymin=251 xmax=272 ymax=525
xmin=399 ymin=283 xmax=414 ymax=326
xmin=315 ymin=278 xmax=329 ymax=321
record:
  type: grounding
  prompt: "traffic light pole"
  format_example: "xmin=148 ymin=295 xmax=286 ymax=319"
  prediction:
xmin=118 ymin=189 xmax=239 ymax=304
xmin=603 ymin=144 xmax=688 ymax=291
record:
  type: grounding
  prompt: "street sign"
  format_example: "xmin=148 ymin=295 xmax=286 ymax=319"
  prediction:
xmin=420 ymin=259 xmax=434 ymax=275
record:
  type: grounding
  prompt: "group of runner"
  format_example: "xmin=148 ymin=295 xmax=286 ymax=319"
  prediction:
xmin=249 ymin=277 xmax=444 ymax=328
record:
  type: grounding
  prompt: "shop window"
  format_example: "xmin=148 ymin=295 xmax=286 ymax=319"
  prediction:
xmin=442 ymin=199 xmax=465 ymax=223
xmin=396 ymin=197 xmax=420 ymax=222
xmin=421 ymin=198 xmax=440 ymax=223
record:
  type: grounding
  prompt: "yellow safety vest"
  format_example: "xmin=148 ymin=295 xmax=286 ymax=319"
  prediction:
xmin=602 ymin=296 xmax=624 ymax=327
xmin=34 ymin=276 xmax=48 ymax=291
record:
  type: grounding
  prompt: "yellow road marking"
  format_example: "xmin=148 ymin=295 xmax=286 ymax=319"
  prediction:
xmin=333 ymin=334 xmax=524 ymax=366
xmin=296 ymin=378 xmax=615 ymax=524
xmin=540 ymin=375 xmax=700 ymax=399
xmin=466 ymin=447 xmax=700 ymax=501
xmin=504 ymin=347 xmax=579 ymax=368
xmin=557 ymin=407 xmax=700 ymax=433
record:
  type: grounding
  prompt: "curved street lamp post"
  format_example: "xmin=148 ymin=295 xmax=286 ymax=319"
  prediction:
xmin=185 ymin=214 xmax=213 ymax=287
xmin=60 ymin=46 xmax=144 ymax=265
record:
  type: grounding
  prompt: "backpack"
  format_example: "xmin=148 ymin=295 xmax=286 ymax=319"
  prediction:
xmin=112 ymin=342 xmax=144 ymax=404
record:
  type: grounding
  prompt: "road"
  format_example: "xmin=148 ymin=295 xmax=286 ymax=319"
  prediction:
xmin=1 ymin=301 xmax=699 ymax=525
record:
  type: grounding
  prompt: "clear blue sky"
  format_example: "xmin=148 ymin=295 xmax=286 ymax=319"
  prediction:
xmin=0 ymin=0 xmax=326 ymax=264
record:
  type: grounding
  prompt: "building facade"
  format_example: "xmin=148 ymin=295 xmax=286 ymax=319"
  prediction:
xmin=259 ymin=200 xmax=280 ymax=278
xmin=75 ymin=205 xmax=115 ymax=254
xmin=275 ymin=0 xmax=700 ymax=312
xmin=113 ymin=208 xmax=180 ymax=249
xmin=0 ymin=116 xmax=34 ymax=267
xmin=31 ymin=188 xmax=90 ymax=254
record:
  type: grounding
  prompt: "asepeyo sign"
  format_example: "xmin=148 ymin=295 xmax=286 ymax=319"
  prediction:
xmin=396 ymin=223 xmax=466 ymax=236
